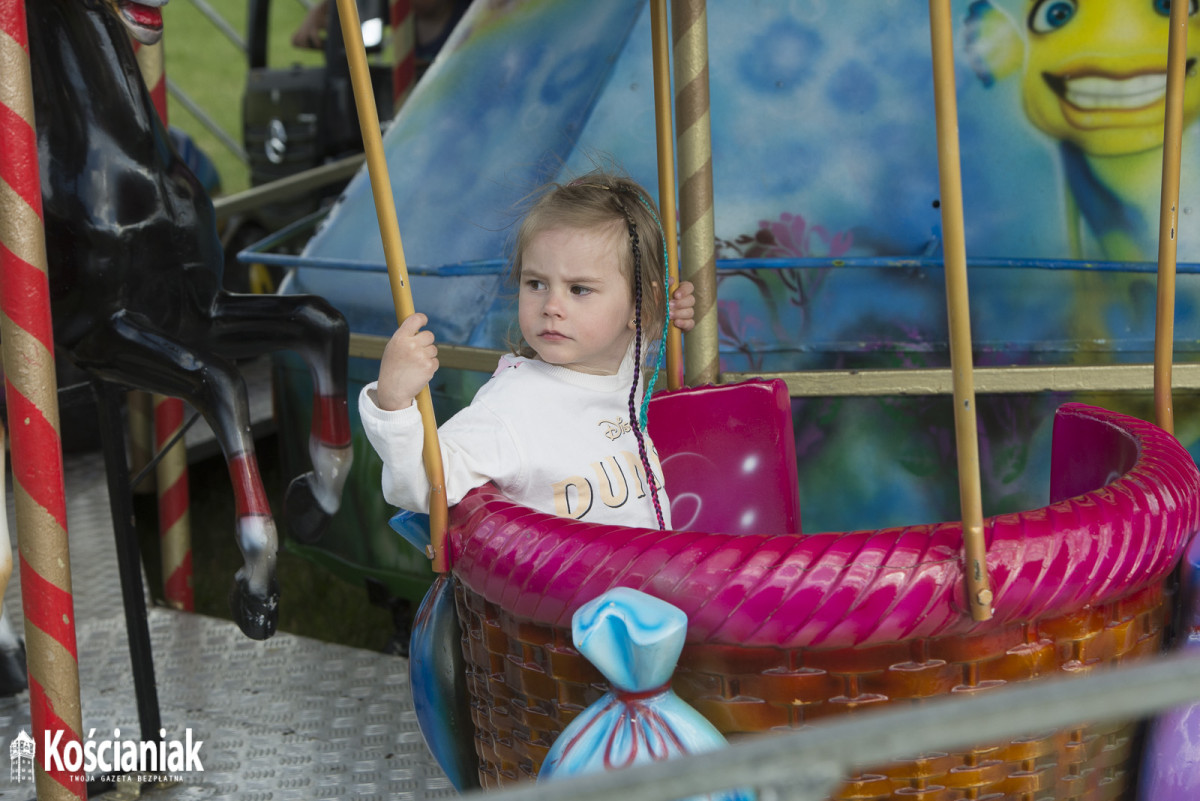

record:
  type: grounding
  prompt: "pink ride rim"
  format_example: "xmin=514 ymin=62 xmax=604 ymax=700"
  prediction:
xmin=449 ymin=403 xmax=1200 ymax=650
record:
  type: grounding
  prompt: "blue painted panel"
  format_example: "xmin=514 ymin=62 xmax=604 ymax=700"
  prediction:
xmin=276 ymin=0 xmax=1200 ymax=586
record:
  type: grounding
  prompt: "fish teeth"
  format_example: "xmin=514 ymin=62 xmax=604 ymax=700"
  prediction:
xmin=1064 ymin=73 xmax=1167 ymax=110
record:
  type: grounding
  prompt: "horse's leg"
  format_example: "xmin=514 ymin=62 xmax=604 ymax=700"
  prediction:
xmin=70 ymin=313 xmax=280 ymax=639
xmin=207 ymin=292 xmax=352 ymax=544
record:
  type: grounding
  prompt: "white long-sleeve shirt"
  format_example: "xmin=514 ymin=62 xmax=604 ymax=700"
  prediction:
xmin=359 ymin=351 xmax=671 ymax=530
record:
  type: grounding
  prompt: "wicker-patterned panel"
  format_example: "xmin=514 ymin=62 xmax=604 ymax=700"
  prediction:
xmin=454 ymin=579 xmax=1167 ymax=799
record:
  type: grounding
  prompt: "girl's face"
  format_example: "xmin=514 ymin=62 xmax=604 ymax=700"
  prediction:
xmin=517 ymin=224 xmax=636 ymax=376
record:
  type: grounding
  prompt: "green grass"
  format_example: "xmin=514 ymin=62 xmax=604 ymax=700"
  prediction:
xmin=161 ymin=0 xmax=323 ymax=196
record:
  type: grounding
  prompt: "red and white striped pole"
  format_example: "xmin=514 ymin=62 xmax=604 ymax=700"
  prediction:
xmin=153 ymin=394 xmax=193 ymax=609
xmin=133 ymin=33 xmax=194 ymax=611
xmin=0 ymin=2 xmax=86 ymax=798
xmin=391 ymin=0 xmax=415 ymax=107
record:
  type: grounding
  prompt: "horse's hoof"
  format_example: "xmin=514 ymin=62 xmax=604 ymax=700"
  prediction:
xmin=229 ymin=575 xmax=279 ymax=640
xmin=285 ymin=472 xmax=332 ymax=545
xmin=0 ymin=642 xmax=27 ymax=696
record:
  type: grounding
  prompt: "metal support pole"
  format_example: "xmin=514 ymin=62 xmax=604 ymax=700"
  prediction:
xmin=927 ymin=0 xmax=992 ymax=621
xmin=94 ymin=381 xmax=163 ymax=744
xmin=1153 ymin=0 xmax=1191 ymax=432
xmin=672 ymin=0 xmax=719 ymax=386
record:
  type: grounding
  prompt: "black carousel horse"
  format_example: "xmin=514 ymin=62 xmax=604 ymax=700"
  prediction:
xmin=28 ymin=0 xmax=353 ymax=639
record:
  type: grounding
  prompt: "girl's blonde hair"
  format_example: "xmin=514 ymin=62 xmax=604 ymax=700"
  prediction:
xmin=509 ymin=170 xmax=667 ymax=358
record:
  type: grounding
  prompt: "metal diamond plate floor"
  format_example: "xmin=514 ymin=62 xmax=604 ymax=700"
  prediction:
xmin=0 ymin=450 xmax=452 ymax=800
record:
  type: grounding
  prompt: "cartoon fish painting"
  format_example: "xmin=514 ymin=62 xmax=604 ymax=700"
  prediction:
xmin=964 ymin=0 xmax=1200 ymax=261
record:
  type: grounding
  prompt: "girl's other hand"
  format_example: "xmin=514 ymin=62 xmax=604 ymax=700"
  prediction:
xmin=670 ymin=281 xmax=696 ymax=332
xmin=376 ymin=313 xmax=439 ymax=411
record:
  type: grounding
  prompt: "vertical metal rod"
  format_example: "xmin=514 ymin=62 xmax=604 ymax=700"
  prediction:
xmin=335 ymin=0 xmax=449 ymax=571
xmin=650 ymin=0 xmax=683 ymax=389
xmin=1154 ymin=0 xmax=1190 ymax=433
xmin=95 ymin=382 xmax=164 ymax=743
xmin=927 ymin=0 xmax=992 ymax=622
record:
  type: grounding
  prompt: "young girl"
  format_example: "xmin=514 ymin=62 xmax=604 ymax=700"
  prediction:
xmin=359 ymin=171 xmax=695 ymax=530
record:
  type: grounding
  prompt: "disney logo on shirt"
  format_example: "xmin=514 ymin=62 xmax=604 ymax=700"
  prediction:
xmin=599 ymin=416 xmax=633 ymax=441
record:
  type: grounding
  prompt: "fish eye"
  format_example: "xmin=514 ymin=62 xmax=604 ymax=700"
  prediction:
xmin=1028 ymin=0 xmax=1078 ymax=32
xmin=1153 ymin=0 xmax=1200 ymax=16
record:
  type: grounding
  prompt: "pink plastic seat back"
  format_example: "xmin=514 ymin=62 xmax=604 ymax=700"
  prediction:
xmin=647 ymin=379 xmax=800 ymax=535
xmin=1049 ymin=405 xmax=1142 ymax=503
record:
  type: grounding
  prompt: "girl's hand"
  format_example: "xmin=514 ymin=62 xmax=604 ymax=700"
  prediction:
xmin=670 ymin=281 xmax=696 ymax=332
xmin=376 ymin=313 xmax=439 ymax=411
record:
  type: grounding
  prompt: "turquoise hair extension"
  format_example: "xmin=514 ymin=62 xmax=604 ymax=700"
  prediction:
xmin=635 ymin=193 xmax=671 ymax=429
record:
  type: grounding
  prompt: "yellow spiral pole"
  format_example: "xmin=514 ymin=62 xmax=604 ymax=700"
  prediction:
xmin=928 ymin=0 xmax=992 ymax=622
xmin=672 ymin=0 xmax=718 ymax=386
xmin=335 ymin=0 xmax=449 ymax=571
xmin=1154 ymin=0 xmax=1190 ymax=434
